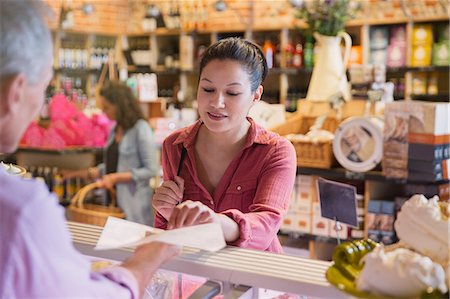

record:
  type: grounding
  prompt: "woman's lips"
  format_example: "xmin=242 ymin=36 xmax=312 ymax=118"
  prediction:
xmin=207 ymin=112 xmax=227 ymax=120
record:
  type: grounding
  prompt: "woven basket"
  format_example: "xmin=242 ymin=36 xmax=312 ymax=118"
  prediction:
xmin=67 ymin=183 xmax=125 ymax=227
xmin=292 ymin=139 xmax=336 ymax=169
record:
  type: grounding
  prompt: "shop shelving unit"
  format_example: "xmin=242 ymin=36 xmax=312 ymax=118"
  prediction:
xmin=32 ymin=0 xmax=449 ymax=258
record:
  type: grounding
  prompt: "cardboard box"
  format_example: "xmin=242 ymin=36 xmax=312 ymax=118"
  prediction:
xmin=297 ymin=200 xmax=312 ymax=214
xmin=390 ymin=25 xmax=407 ymax=45
xmin=411 ymin=45 xmax=432 ymax=67
xmin=408 ymin=169 xmax=449 ymax=182
xmin=311 ymin=215 xmax=330 ymax=237
xmin=294 ymin=212 xmax=312 ymax=234
xmin=370 ymin=26 xmax=389 ymax=49
xmin=408 ymin=143 xmax=450 ymax=161
xmin=408 ymin=158 xmax=450 ymax=174
xmin=379 ymin=201 xmax=395 ymax=231
xmin=387 ymin=43 xmax=406 ymax=67
xmin=312 ymin=201 xmax=321 ymax=216
xmin=433 ymin=42 xmax=450 ymax=66
xmin=412 ymin=24 xmax=433 ymax=46
xmin=408 ymin=102 xmax=450 ymax=135
xmin=296 ymin=175 xmax=314 ymax=186
xmin=370 ymin=48 xmax=387 ymax=65
xmin=380 ymin=231 xmax=397 ymax=245
xmin=281 ymin=212 xmax=295 ymax=231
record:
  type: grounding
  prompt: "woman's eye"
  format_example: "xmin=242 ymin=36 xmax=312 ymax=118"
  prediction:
xmin=202 ymin=88 xmax=214 ymax=93
xmin=227 ymin=92 xmax=240 ymax=96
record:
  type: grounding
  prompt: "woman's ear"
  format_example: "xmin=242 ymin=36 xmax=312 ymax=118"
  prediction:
xmin=252 ymin=85 xmax=263 ymax=103
xmin=0 ymin=74 xmax=26 ymax=117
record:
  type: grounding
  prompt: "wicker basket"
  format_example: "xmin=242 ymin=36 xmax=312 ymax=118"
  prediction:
xmin=291 ymin=139 xmax=336 ymax=169
xmin=67 ymin=183 xmax=125 ymax=227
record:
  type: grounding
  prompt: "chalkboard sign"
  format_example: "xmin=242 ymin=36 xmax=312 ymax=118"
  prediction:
xmin=317 ymin=177 xmax=358 ymax=227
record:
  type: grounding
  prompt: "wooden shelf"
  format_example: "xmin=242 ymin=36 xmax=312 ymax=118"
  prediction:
xmin=405 ymin=65 xmax=450 ymax=72
xmin=297 ymin=167 xmax=449 ymax=185
xmin=50 ymin=27 xmax=122 ymax=36
xmin=54 ymin=68 xmax=100 ymax=74
xmin=411 ymin=93 xmax=450 ymax=102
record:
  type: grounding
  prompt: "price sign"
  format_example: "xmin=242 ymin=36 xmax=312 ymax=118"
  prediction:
xmin=317 ymin=177 xmax=358 ymax=227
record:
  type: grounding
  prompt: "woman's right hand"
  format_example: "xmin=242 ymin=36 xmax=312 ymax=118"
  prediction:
xmin=152 ymin=176 xmax=184 ymax=220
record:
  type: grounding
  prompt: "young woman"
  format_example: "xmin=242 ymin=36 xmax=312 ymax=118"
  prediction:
xmin=153 ymin=38 xmax=296 ymax=253
xmin=64 ymin=80 xmax=158 ymax=225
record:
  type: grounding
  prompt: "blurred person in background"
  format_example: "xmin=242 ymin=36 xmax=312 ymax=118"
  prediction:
xmin=63 ymin=80 xmax=158 ymax=226
xmin=0 ymin=1 xmax=178 ymax=297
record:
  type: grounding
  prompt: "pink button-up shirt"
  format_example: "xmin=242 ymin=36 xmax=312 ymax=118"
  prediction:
xmin=155 ymin=118 xmax=297 ymax=253
xmin=0 ymin=168 xmax=139 ymax=298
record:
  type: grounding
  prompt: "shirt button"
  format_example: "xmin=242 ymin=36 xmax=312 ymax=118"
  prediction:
xmin=210 ymin=200 xmax=213 ymax=204
xmin=236 ymin=185 xmax=242 ymax=191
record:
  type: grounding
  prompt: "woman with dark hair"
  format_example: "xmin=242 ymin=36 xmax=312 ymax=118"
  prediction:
xmin=153 ymin=37 xmax=296 ymax=253
xmin=64 ymin=80 xmax=157 ymax=225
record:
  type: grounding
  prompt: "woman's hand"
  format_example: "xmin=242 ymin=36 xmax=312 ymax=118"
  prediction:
xmin=167 ymin=200 xmax=218 ymax=230
xmin=153 ymin=176 xmax=184 ymax=220
xmin=97 ymin=173 xmax=117 ymax=189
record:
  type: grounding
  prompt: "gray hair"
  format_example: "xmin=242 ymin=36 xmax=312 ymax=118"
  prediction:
xmin=0 ymin=0 xmax=53 ymax=84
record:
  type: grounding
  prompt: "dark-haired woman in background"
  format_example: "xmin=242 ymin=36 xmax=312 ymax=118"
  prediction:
xmin=152 ymin=37 xmax=296 ymax=253
xmin=64 ymin=80 xmax=157 ymax=225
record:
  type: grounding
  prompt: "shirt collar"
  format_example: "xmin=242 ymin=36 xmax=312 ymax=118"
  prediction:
xmin=172 ymin=117 xmax=272 ymax=148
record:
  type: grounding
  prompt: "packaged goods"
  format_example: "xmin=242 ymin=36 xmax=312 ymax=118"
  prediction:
xmin=369 ymin=27 xmax=389 ymax=49
xmin=433 ymin=41 xmax=450 ymax=66
xmin=333 ymin=117 xmax=384 ymax=173
xmin=411 ymin=45 xmax=432 ymax=67
xmin=412 ymin=24 xmax=434 ymax=46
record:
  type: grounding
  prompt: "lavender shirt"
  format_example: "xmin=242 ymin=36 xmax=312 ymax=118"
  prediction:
xmin=0 ymin=168 xmax=139 ymax=298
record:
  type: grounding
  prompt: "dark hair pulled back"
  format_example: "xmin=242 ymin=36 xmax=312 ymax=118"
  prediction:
xmin=199 ymin=37 xmax=268 ymax=92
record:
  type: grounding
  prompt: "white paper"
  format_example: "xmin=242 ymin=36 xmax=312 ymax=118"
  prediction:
xmin=95 ymin=217 xmax=226 ymax=252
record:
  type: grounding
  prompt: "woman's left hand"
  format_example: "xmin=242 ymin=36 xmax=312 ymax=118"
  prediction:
xmin=167 ymin=200 xmax=218 ymax=230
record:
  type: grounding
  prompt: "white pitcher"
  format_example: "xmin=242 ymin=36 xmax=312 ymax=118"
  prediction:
xmin=306 ymin=32 xmax=352 ymax=102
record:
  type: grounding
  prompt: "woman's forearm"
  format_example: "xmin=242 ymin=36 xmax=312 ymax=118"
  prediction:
xmin=113 ymin=172 xmax=132 ymax=183
xmin=217 ymin=214 xmax=240 ymax=243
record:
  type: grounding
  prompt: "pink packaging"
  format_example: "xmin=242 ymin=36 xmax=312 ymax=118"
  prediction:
xmin=387 ymin=43 xmax=406 ymax=67
xmin=389 ymin=26 xmax=407 ymax=45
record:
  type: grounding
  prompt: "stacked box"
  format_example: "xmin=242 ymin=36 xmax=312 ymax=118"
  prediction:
xmin=383 ymin=101 xmax=417 ymax=179
xmin=367 ymin=200 xmax=381 ymax=242
xmin=379 ymin=201 xmax=396 ymax=244
xmin=367 ymin=200 xmax=397 ymax=244
xmin=293 ymin=175 xmax=314 ymax=234
xmin=370 ymin=26 xmax=389 ymax=65
xmin=433 ymin=23 xmax=450 ymax=66
xmin=408 ymin=102 xmax=450 ymax=182
xmin=387 ymin=25 xmax=407 ymax=67
xmin=350 ymin=194 xmax=365 ymax=239
xmin=281 ymin=175 xmax=314 ymax=234
xmin=411 ymin=24 xmax=433 ymax=67
xmin=383 ymin=101 xmax=450 ymax=181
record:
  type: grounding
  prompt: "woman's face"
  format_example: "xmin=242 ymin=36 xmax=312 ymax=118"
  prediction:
xmin=197 ymin=59 xmax=262 ymax=134
xmin=100 ymin=96 xmax=117 ymax=121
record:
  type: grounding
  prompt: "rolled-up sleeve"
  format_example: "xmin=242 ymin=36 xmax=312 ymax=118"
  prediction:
xmin=221 ymin=139 xmax=296 ymax=252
